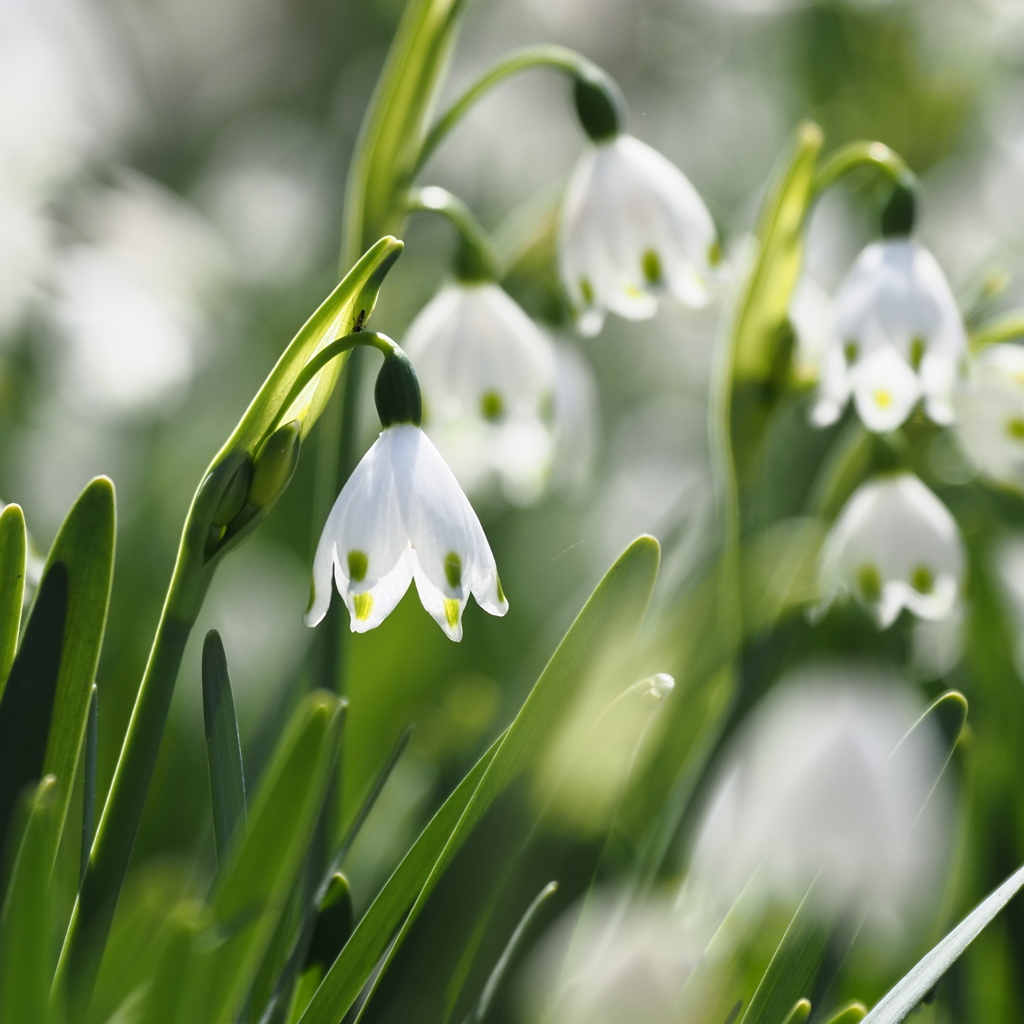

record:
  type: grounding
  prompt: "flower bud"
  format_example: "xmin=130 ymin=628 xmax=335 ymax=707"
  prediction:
xmin=374 ymin=349 xmax=423 ymax=428
xmin=248 ymin=420 xmax=301 ymax=509
xmin=572 ymin=66 xmax=625 ymax=143
xmin=881 ymin=174 xmax=917 ymax=237
xmin=210 ymin=457 xmax=253 ymax=527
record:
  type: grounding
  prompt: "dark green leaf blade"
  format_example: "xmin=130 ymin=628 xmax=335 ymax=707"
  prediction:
xmin=202 ymin=630 xmax=247 ymax=870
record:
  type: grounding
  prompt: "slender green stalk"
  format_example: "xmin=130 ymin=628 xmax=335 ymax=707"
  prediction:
xmin=970 ymin=310 xmax=1024 ymax=351
xmin=414 ymin=45 xmax=610 ymax=176
xmin=811 ymin=140 xmax=912 ymax=199
xmin=405 ymin=186 xmax=498 ymax=280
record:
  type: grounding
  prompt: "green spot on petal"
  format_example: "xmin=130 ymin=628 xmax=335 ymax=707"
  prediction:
xmin=496 ymin=576 xmax=505 ymax=604
xmin=444 ymin=598 xmax=460 ymax=630
xmin=1007 ymin=417 xmax=1024 ymax=440
xmin=348 ymin=549 xmax=368 ymax=583
xmin=911 ymin=565 xmax=934 ymax=594
xmin=579 ymin=276 xmax=594 ymax=305
xmin=708 ymin=240 xmax=723 ymax=267
xmin=353 ymin=591 xmax=374 ymax=621
xmin=843 ymin=340 xmax=859 ymax=364
xmin=909 ymin=335 xmax=926 ymax=371
xmin=444 ymin=551 xmax=462 ymax=589
xmin=641 ymin=248 xmax=663 ymax=286
xmin=857 ymin=564 xmax=882 ymax=602
xmin=480 ymin=391 xmax=504 ymax=422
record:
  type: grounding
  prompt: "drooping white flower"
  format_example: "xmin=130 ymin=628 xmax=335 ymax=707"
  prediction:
xmin=403 ymin=282 xmax=557 ymax=505
xmin=811 ymin=239 xmax=967 ymax=432
xmin=817 ymin=472 xmax=964 ymax=628
xmin=687 ymin=671 xmax=949 ymax=929
xmin=954 ymin=343 xmax=1024 ymax=491
xmin=305 ymin=424 xmax=507 ymax=640
xmin=523 ymin=892 xmax=700 ymax=1024
xmin=559 ymin=134 xmax=719 ymax=337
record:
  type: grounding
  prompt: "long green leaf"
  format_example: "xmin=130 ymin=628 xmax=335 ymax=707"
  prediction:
xmin=202 ymin=630 xmax=247 ymax=871
xmin=0 ymin=561 xmax=68 ymax=864
xmin=0 ymin=503 xmax=26 ymax=697
xmin=299 ymin=535 xmax=661 ymax=1024
xmin=197 ymin=690 xmax=345 ymax=1022
xmin=860 ymin=862 xmax=1024 ymax=1024
xmin=41 ymin=477 xmax=116 ymax=866
xmin=0 ymin=776 xmax=58 ymax=1024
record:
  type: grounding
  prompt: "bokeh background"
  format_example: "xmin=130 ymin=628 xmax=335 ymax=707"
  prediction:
xmin=4 ymin=0 xmax=1024 ymax=1017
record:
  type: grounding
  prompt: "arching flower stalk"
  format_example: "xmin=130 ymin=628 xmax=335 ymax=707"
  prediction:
xmin=305 ymin=338 xmax=507 ymax=640
xmin=811 ymin=239 xmax=967 ymax=432
xmin=816 ymin=472 xmax=964 ymax=628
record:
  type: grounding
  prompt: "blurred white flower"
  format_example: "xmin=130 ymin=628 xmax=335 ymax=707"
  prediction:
xmin=812 ymin=239 xmax=967 ymax=432
xmin=817 ymin=472 xmax=964 ymax=628
xmin=559 ymin=135 xmax=719 ymax=337
xmin=687 ymin=672 xmax=949 ymax=928
xmin=306 ymin=424 xmax=507 ymax=641
xmin=404 ymin=282 xmax=557 ymax=506
xmin=0 ymin=185 xmax=53 ymax=335
xmin=51 ymin=175 xmax=231 ymax=417
xmin=954 ymin=343 xmax=1024 ymax=491
xmin=910 ymin=603 xmax=965 ymax=680
xmin=993 ymin=534 xmax=1024 ymax=682
xmin=523 ymin=893 xmax=699 ymax=1024
xmin=789 ymin=276 xmax=835 ymax=387
xmin=550 ymin=341 xmax=600 ymax=497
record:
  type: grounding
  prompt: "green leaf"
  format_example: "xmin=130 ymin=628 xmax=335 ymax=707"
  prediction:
xmin=298 ymin=535 xmax=660 ymax=1024
xmin=194 ymin=690 xmax=345 ymax=1022
xmin=81 ymin=685 xmax=98 ymax=887
xmin=0 ymin=503 xmax=26 ymax=698
xmin=859 ymin=862 xmax=1024 ymax=1024
xmin=782 ymin=1000 xmax=812 ymax=1024
xmin=822 ymin=1002 xmax=866 ymax=1024
xmin=343 ymin=0 xmax=467 ymax=261
xmin=41 ymin=477 xmax=116 ymax=869
xmin=202 ymin=630 xmax=247 ymax=871
xmin=730 ymin=122 xmax=822 ymax=384
xmin=136 ymin=902 xmax=210 ymax=1024
xmin=0 ymin=561 xmax=68 ymax=865
xmin=0 ymin=776 xmax=58 ymax=1024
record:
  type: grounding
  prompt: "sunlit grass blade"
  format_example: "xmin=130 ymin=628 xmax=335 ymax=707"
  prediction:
xmin=0 ymin=503 xmax=26 ymax=698
xmin=0 ymin=561 xmax=68 ymax=867
xmin=41 ymin=477 xmax=116 ymax=867
xmin=860 ymin=861 xmax=1024 ymax=1023
xmin=81 ymin=685 xmax=97 ymax=887
xmin=823 ymin=1002 xmax=867 ymax=1024
xmin=782 ymin=999 xmax=812 ymax=1024
xmin=464 ymin=881 xmax=558 ymax=1024
xmin=194 ymin=690 xmax=345 ymax=1022
xmin=136 ymin=901 xmax=209 ymax=1024
xmin=0 ymin=776 xmax=58 ymax=1024
xmin=298 ymin=535 xmax=660 ymax=1024
xmin=202 ymin=630 xmax=247 ymax=871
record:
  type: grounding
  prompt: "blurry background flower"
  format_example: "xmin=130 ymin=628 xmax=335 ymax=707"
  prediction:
xmin=686 ymin=670 xmax=951 ymax=934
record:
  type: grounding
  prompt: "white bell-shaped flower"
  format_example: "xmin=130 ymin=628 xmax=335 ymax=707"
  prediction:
xmin=954 ymin=343 xmax=1024 ymax=491
xmin=811 ymin=239 xmax=966 ymax=432
xmin=559 ymin=135 xmax=718 ymax=337
xmin=305 ymin=424 xmax=508 ymax=641
xmin=817 ymin=472 xmax=964 ymax=628
xmin=687 ymin=671 xmax=949 ymax=929
xmin=403 ymin=281 xmax=557 ymax=505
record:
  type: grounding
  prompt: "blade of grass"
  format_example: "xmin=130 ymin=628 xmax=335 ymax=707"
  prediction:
xmin=202 ymin=630 xmax=247 ymax=871
xmin=81 ymin=685 xmax=98 ymax=888
xmin=0 ymin=503 xmax=26 ymax=698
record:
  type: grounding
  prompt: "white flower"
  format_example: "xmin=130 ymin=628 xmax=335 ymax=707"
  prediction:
xmin=403 ymin=282 xmax=557 ymax=506
xmin=812 ymin=239 xmax=966 ymax=432
xmin=954 ymin=343 xmax=1024 ymax=491
xmin=817 ymin=472 xmax=964 ymax=628
xmin=559 ymin=135 xmax=718 ymax=337
xmin=687 ymin=671 xmax=949 ymax=929
xmin=305 ymin=424 xmax=508 ymax=640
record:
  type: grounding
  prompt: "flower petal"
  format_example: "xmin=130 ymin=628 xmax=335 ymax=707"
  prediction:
xmin=850 ymin=346 xmax=920 ymax=432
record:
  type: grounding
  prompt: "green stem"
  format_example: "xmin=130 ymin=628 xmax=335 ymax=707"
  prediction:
xmin=971 ymin=310 xmax=1024 ymax=352
xmin=405 ymin=186 xmax=498 ymax=281
xmin=413 ymin=44 xmax=614 ymax=177
xmin=811 ymin=140 xmax=912 ymax=199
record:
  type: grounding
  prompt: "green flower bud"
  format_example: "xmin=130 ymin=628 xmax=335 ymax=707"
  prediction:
xmin=881 ymin=173 xmax=917 ymax=238
xmin=374 ymin=348 xmax=423 ymax=427
xmin=248 ymin=420 xmax=301 ymax=509
xmin=210 ymin=458 xmax=253 ymax=527
xmin=573 ymin=66 xmax=625 ymax=143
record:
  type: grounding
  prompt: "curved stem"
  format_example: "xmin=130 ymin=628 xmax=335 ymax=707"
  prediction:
xmin=811 ymin=140 xmax=912 ymax=199
xmin=971 ymin=311 xmax=1024 ymax=352
xmin=405 ymin=186 xmax=498 ymax=280
xmin=414 ymin=44 xmax=610 ymax=176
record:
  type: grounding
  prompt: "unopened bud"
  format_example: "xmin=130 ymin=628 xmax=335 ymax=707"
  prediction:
xmin=248 ymin=420 xmax=301 ymax=509
xmin=573 ymin=66 xmax=625 ymax=143
xmin=375 ymin=349 xmax=422 ymax=428
xmin=210 ymin=458 xmax=253 ymax=527
xmin=881 ymin=173 xmax=917 ymax=237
